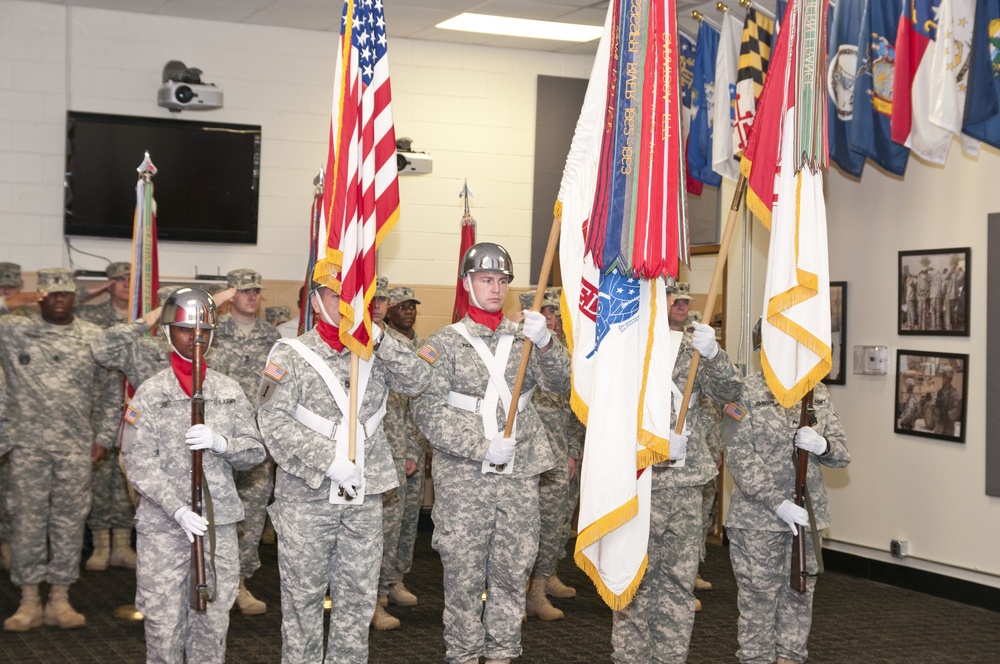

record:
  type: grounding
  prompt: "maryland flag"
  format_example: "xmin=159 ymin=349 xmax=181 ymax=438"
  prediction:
xmin=733 ymin=7 xmax=775 ymax=156
xmin=560 ymin=0 xmax=683 ymax=610
xmin=128 ymin=152 xmax=160 ymax=329
xmin=741 ymin=0 xmax=832 ymax=407
xmin=313 ymin=0 xmax=400 ymax=358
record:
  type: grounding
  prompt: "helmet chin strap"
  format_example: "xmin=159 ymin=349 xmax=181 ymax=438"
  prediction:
xmin=312 ymin=290 xmax=338 ymax=326
xmin=464 ymin=275 xmax=484 ymax=309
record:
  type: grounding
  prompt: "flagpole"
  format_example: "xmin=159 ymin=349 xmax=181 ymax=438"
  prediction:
xmin=503 ymin=211 xmax=562 ymax=437
xmin=674 ymin=173 xmax=747 ymax=433
xmin=348 ymin=353 xmax=360 ymax=462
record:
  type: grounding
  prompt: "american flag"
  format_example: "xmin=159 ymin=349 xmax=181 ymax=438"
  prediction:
xmin=313 ymin=0 xmax=400 ymax=359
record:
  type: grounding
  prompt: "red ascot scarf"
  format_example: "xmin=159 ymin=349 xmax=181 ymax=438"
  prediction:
xmin=316 ymin=320 xmax=345 ymax=352
xmin=170 ymin=352 xmax=207 ymax=398
xmin=467 ymin=305 xmax=503 ymax=331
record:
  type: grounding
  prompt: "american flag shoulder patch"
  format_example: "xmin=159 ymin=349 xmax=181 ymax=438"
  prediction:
xmin=724 ymin=402 xmax=746 ymax=421
xmin=264 ymin=362 xmax=287 ymax=382
xmin=418 ymin=345 xmax=439 ymax=364
xmin=124 ymin=405 xmax=140 ymax=425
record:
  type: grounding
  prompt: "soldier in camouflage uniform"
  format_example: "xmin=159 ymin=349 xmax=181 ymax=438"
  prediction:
xmin=933 ymin=365 xmax=961 ymax=437
xmin=1 ymin=268 xmax=120 ymax=632
xmin=257 ymin=278 xmax=430 ymax=664
xmin=210 ymin=269 xmax=281 ymax=615
xmin=76 ymin=261 xmax=138 ymax=572
xmin=266 ymin=306 xmax=291 ymax=327
xmin=520 ymin=288 xmax=577 ymax=622
xmin=723 ymin=322 xmax=851 ymax=664
xmin=897 ymin=378 xmax=920 ymax=429
xmin=372 ymin=284 xmax=428 ymax=630
xmin=611 ymin=283 xmax=743 ymax=663
xmin=412 ymin=243 xmax=570 ymax=664
xmin=122 ymin=287 xmax=265 ymax=663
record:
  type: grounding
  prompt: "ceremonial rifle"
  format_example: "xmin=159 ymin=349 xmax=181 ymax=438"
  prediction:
xmin=791 ymin=390 xmax=816 ymax=593
xmin=190 ymin=310 xmax=209 ymax=611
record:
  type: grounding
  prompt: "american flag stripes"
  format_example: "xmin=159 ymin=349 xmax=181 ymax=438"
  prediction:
xmin=313 ymin=0 xmax=400 ymax=359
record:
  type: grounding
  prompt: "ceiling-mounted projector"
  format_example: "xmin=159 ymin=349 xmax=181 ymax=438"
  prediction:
xmin=157 ymin=60 xmax=223 ymax=112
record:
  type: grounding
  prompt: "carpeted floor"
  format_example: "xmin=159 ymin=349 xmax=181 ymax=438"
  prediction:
xmin=2 ymin=528 xmax=999 ymax=663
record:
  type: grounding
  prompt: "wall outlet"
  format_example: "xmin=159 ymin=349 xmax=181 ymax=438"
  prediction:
xmin=890 ymin=539 xmax=909 ymax=558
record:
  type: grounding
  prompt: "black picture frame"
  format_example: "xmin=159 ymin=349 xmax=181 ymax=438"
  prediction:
xmin=823 ymin=281 xmax=847 ymax=385
xmin=894 ymin=350 xmax=967 ymax=443
xmin=898 ymin=248 xmax=970 ymax=336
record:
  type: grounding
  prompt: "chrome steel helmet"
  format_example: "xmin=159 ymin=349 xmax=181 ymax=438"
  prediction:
xmin=460 ymin=242 xmax=514 ymax=283
xmin=161 ymin=287 xmax=218 ymax=330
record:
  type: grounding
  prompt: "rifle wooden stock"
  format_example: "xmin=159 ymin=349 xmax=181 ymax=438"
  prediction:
xmin=190 ymin=324 xmax=208 ymax=612
xmin=790 ymin=390 xmax=816 ymax=593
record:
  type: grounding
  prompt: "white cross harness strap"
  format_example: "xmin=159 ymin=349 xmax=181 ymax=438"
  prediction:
xmin=271 ymin=338 xmax=387 ymax=505
xmin=661 ymin=329 xmax=696 ymax=469
xmin=447 ymin=323 xmax=533 ymax=475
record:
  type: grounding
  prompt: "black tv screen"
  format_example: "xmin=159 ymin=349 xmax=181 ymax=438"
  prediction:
xmin=64 ymin=111 xmax=261 ymax=244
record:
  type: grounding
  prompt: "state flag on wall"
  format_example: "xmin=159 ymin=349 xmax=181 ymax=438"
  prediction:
xmin=928 ymin=0 xmax=980 ymax=155
xmin=713 ymin=13 xmax=743 ymax=180
xmin=732 ymin=7 xmax=775 ymax=156
xmin=962 ymin=0 xmax=1000 ymax=149
xmin=849 ymin=0 xmax=910 ymax=175
xmin=828 ymin=0 xmax=867 ymax=177
xmin=688 ymin=20 xmax=723 ymax=187
xmin=680 ymin=29 xmax=704 ymax=195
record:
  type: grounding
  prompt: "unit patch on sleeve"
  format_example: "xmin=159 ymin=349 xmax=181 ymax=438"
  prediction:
xmin=123 ymin=405 xmax=140 ymax=426
xmin=724 ymin=402 xmax=746 ymax=421
xmin=264 ymin=362 xmax=287 ymax=382
xmin=417 ymin=345 xmax=440 ymax=364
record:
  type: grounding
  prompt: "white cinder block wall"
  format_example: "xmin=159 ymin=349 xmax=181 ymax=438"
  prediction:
xmin=0 ymin=0 xmax=593 ymax=282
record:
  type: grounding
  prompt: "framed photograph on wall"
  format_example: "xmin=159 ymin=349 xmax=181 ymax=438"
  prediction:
xmin=894 ymin=350 xmax=967 ymax=443
xmin=823 ymin=281 xmax=847 ymax=385
xmin=898 ymin=247 xmax=970 ymax=336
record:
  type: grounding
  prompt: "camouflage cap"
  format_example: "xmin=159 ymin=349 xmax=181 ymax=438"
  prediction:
xmin=375 ymin=276 xmax=390 ymax=299
xmin=673 ymin=282 xmax=693 ymax=301
xmin=388 ymin=286 xmax=420 ymax=307
xmin=518 ymin=292 xmax=534 ymax=309
xmin=227 ymin=268 xmax=264 ymax=291
xmin=542 ymin=288 xmax=561 ymax=311
xmin=266 ymin=306 xmax=291 ymax=324
xmin=36 ymin=267 xmax=76 ymax=294
xmin=0 ymin=262 xmax=22 ymax=288
xmin=157 ymin=285 xmax=178 ymax=304
xmin=939 ymin=365 xmax=954 ymax=377
xmin=106 ymin=261 xmax=131 ymax=279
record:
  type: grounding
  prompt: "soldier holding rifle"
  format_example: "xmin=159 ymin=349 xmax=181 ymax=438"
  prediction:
xmin=722 ymin=320 xmax=851 ymax=664
xmin=121 ymin=288 xmax=264 ymax=663
xmin=412 ymin=242 xmax=570 ymax=664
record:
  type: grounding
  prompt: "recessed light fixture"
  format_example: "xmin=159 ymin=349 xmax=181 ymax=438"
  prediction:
xmin=436 ymin=13 xmax=603 ymax=42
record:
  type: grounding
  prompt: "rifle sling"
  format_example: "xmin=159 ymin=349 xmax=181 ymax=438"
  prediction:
xmin=199 ymin=474 xmax=218 ymax=603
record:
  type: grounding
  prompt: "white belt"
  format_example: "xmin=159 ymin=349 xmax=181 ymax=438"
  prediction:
xmin=447 ymin=388 xmax=534 ymax=416
xmin=293 ymin=403 xmax=386 ymax=441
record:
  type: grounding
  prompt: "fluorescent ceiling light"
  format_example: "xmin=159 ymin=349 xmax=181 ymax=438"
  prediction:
xmin=436 ymin=13 xmax=603 ymax=42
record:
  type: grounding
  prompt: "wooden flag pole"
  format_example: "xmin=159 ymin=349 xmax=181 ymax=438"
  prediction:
xmin=504 ymin=211 xmax=562 ymax=437
xmin=674 ymin=173 xmax=747 ymax=434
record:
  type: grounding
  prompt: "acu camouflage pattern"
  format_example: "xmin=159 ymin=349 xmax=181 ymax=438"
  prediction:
xmin=0 ymin=262 xmax=22 ymax=288
xmin=91 ymin=320 xmax=173 ymax=388
xmin=211 ymin=313 xmax=281 ymax=578
xmin=411 ymin=315 xmax=570 ymax=663
xmin=612 ymin=333 xmax=743 ymax=663
xmin=122 ymin=367 xmax=264 ymax=664
xmin=256 ymin=328 xmax=429 ymax=664
xmin=226 ymin=268 xmax=264 ymax=291
xmin=0 ymin=314 xmax=121 ymax=586
xmin=35 ymin=267 xmax=76 ymax=293
xmin=723 ymin=372 xmax=850 ymax=664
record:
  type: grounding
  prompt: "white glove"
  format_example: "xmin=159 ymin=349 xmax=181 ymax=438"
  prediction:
xmin=185 ymin=424 xmax=228 ymax=454
xmin=775 ymin=499 xmax=809 ymax=534
xmin=173 ymin=506 xmax=208 ymax=543
xmin=521 ymin=310 xmax=552 ymax=348
xmin=795 ymin=426 xmax=828 ymax=455
xmin=326 ymin=457 xmax=362 ymax=498
xmin=484 ymin=433 xmax=516 ymax=466
xmin=668 ymin=429 xmax=690 ymax=460
xmin=690 ymin=322 xmax=719 ymax=360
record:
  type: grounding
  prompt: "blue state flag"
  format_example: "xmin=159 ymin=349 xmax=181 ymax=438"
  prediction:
xmin=774 ymin=0 xmax=788 ymax=40
xmin=687 ymin=21 xmax=723 ymax=187
xmin=849 ymin=0 xmax=910 ymax=175
xmin=680 ymin=30 xmax=696 ymax=111
xmin=963 ymin=0 xmax=1000 ymax=148
xmin=828 ymin=0 xmax=868 ymax=177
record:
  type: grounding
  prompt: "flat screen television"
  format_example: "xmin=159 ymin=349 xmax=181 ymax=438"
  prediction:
xmin=64 ymin=111 xmax=261 ymax=244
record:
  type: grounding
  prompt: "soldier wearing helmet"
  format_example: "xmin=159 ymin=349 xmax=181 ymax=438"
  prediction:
xmin=898 ymin=377 xmax=921 ymax=430
xmin=0 ymin=268 xmax=120 ymax=632
xmin=256 ymin=275 xmax=430 ymax=664
xmin=121 ymin=287 xmax=265 ymax=663
xmin=934 ymin=364 xmax=961 ymax=437
xmin=412 ymin=241 xmax=571 ymax=663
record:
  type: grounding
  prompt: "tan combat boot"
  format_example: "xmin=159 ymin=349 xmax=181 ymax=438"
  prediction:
xmin=694 ymin=597 xmax=702 ymax=612
xmin=3 ymin=584 xmax=43 ymax=632
xmin=235 ymin=577 xmax=267 ymax=615
xmin=370 ymin=603 xmax=401 ymax=631
xmin=109 ymin=528 xmax=137 ymax=569
xmin=545 ymin=572 xmax=577 ymax=598
xmin=694 ymin=574 xmax=713 ymax=591
xmin=525 ymin=575 xmax=564 ymax=621
xmin=85 ymin=529 xmax=110 ymax=571
xmin=44 ymin=584 xmax=86 ymax=629
xmin=388 ymin=580 xmax=418 ymax=607
xmin=776 ymin=658 xmax=799 ymax=664
xmin=485 ymin=660 xmax=511 ymax=664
